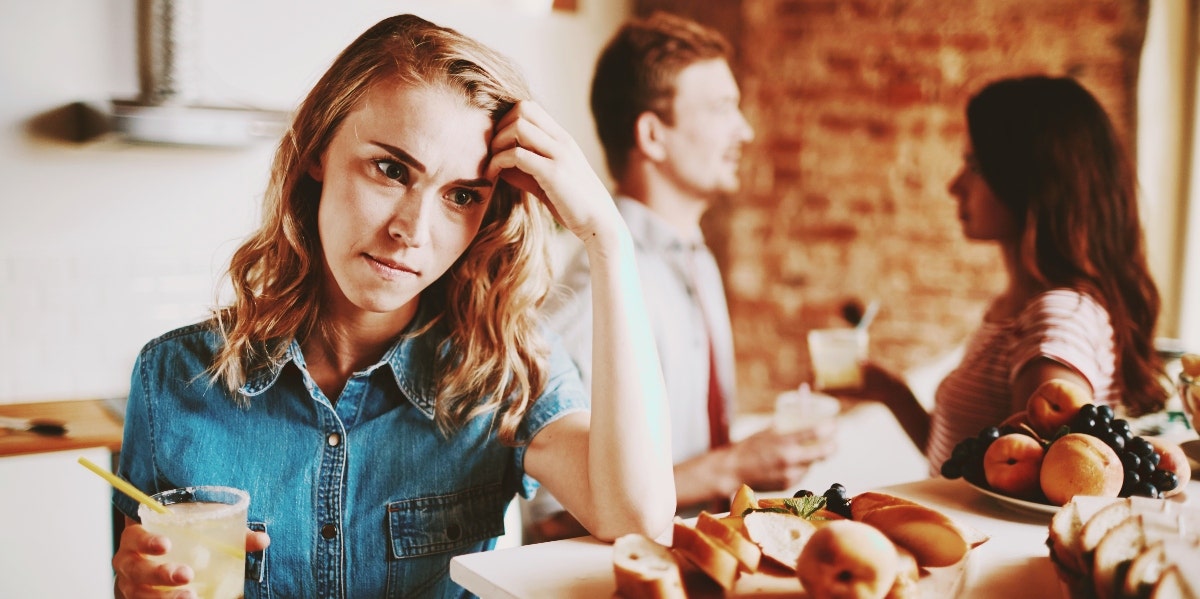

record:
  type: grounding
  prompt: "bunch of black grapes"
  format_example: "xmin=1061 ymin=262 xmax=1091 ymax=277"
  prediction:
xmin=1069 ymin=404 xmax=1179 ymax=499
xmin=940 ymin=404 xmax=1179 ymax=500
xmin=940 ymin=424 xmax=1008 ymax=491
xmin=793 ymin=483 xmax=853 ymax=519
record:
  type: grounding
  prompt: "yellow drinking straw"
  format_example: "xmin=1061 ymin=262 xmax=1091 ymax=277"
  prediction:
xmin=77 ymin=456 xmax=245 ymax=560
xmin=78 ymin=456 xmax=168 ymax=514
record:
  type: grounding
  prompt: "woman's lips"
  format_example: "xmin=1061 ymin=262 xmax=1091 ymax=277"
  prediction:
xmin=366 ymin=254 xmax=418 ymax=277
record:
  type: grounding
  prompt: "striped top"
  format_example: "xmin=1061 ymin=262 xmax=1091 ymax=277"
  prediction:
xmin=925 ymin=289 xmax=1117 ymax=472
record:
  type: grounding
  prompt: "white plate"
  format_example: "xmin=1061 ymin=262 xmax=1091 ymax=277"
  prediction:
xmin=963 ymin=479 xmax=1060 ymax=516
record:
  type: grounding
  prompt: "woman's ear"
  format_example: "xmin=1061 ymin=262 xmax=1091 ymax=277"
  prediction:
xmin=307 ymin=158 xmax=324 ymax=182
xmin=634 ymin=111 xmax=668 ymax=163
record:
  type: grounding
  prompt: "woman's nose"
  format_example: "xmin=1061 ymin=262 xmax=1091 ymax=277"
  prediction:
xmin=947 ymin=168 xmax=965 ymax=199
xmin=389 ymin=193 xmax=434 ymax=246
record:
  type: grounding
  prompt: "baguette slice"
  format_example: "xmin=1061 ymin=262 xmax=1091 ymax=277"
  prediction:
xmin=851 ymin=491 xmax=990 ymax=548
xmin=671 ymin=519 xmax=740 ymax=590
xmin=1049 ymin=495 xmax=1125 ymax=579
xmin=1079 ymin=500 xmax=1134 ymax=571
xmin=742 ymin=510 xmax=817 ymax=571
xmin=1151 ymin=562 xmax=1200 ymax=599
xmin=858 ymin=504 xmax=970 ymax=568
xmin=613 ymin=534 xmax=686 ymax=599
xmin=1123 ymin=540 xmax=1171 ymax=599
xmin=1092 ymin=515 xmax=1152 ymax=599
xmin=695 ymin=511 xmax=761 ymax=572
xmin=1048 ymin=497 xmax=1086 ymax=578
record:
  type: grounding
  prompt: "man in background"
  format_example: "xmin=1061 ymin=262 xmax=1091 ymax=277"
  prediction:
xmin=527 ymin=11 xmax=837 ymax=541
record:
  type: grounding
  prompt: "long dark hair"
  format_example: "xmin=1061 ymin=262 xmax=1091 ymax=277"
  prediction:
xmin=966 ymin=75 xmax=1167 ymax=414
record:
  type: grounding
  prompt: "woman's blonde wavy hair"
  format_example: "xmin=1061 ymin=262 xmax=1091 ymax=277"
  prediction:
xmin=211 ymin=14 xmax=554 ymax=445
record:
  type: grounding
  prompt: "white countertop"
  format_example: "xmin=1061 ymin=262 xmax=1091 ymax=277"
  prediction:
xmin=452 ymin=475 xmax=1200 ymax=598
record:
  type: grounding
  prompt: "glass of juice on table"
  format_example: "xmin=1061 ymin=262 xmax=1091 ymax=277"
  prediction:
xmin=138 ymin=485 xmax=249 ymax=599
xmin=774 ymin=383 xmax=840 ymax=437
xmin=807 ymin=327 xmax=868 ymax=392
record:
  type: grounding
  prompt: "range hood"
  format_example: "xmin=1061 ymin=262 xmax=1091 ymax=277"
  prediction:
xmin=111 ymin=0 xmax=287 ymax=147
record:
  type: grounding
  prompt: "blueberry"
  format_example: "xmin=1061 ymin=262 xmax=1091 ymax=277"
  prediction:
xmin=793 ymin=489 xmax=814 ymax=498
xmin=941 ymin=459 xmax=963 ymax=479
xmin=1123 ymin=468 xmax=1140 ymax=487
xmin=1152 ymin=470 xmax=1179 ymax=493
xmin=1102 ymin=432 xmax=1126 ymax=452
xmin=1096 ymin=404 xmax=1115 ymax=422
xmin=1111 ymin=419 xmax=1133 ymax=440
xmin=978 ymin=426 xmax=1002 ymax=442
xmin=1070 ymin=416 xmax=1098 ymax=436
xmin=1132 ymin=481 xmax=1160 ymax=498
xmin=1077 ymin=404 xmax=1099 ymax=420
xmin=826 ymin=483 xmax=847 ymax=499
xmin=1127 ymin=437 xmax=1154 ymax=458
xmin=1138 ymin=458 xmax=1157 ymax=479
xmin=1145 ymin=451 xmax=1161 ymax=469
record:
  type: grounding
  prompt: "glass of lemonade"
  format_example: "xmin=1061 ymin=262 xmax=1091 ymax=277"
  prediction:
xmin=138 ymin=485 xmax=249 ymax=599
xmin=807 ymin=327 xmax=868 ymax=392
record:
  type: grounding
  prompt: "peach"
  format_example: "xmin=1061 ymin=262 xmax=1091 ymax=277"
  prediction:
xmin=1040 ymin=433 xmax=1124 ymax=506
xmin=796 ymin=520 xmax=898 ymax=599
xmin=983 ymin=433 xmax=1046 ymax=500
xmin=1145 ymin=436 xmax=1191 ymax=497
xmin=1026 ymin=379 xmax=1093 ymax=438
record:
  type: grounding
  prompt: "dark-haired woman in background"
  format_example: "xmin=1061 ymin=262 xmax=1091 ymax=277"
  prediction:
xmin=855 ymin=75 xmax=1168 ymax=472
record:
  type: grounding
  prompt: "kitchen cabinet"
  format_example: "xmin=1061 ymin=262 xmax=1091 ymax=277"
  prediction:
xmin=0 ymin=400 xmax=125 ymax=598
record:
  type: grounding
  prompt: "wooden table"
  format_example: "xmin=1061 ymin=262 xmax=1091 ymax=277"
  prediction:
xmin=451 ymin=475 xmax=1200 ymax=598
xmin=0 ymin=398 xmax=124 ymax=457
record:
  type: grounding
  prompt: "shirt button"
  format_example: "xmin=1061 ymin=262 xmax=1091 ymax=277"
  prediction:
xmin=327 ymin=433 xmax=340 ymax=447
xmin=321 ymin=523 xmax=338 ymax=539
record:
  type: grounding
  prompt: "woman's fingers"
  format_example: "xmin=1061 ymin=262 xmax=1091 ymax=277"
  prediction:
xmin=492 ymin=113 xmax=559 ymax=158
xmin=114 ymin=524 xmax=194 ymax=598
xmin=246 ymin=530 xmax=271 ymax=552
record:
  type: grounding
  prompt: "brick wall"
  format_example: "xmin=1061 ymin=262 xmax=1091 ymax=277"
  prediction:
xmin=637 ymin=0 xmax=1150 ymax=413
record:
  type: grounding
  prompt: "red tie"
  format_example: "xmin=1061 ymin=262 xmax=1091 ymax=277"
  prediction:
xmin=707 ymin=336 xmax=730 ymax=449
xmin=690 ymin=247 xmax=730 ymax=450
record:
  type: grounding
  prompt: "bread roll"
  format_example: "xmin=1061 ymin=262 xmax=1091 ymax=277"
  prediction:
xmin=613 ymin=533 xmax=686 ymax=599
xmin=858 ymin=504 xmax=969 ymax=568
xmin=851 ymin=491 xmax=989 ymax=549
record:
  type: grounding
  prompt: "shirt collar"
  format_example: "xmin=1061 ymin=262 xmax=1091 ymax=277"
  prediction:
xmin=239 ymin=300 xmax=442 ymax=419
xmin=615 ymin=196 xmax=706 ymax=253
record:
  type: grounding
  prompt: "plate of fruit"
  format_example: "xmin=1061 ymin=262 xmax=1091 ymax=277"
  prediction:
xmin=939 ymin=379 xmax=1191 ymax=518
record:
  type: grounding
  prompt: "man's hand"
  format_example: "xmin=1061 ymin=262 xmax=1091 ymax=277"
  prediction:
xmin=727 ymin=422 xmax=838 ymax=491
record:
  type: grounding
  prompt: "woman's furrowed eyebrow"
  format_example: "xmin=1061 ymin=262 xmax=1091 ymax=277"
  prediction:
xmin=371 ymin=141 xmax=493 ymax=189
xmin=372 ymin=141 xmax=426 ymax=173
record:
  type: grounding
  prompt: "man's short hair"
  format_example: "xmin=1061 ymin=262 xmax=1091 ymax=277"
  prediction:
xmin=590 ymin=12 xmax=732 ymax=181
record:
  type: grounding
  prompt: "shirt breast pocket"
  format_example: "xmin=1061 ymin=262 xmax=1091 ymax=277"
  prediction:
xmin=386 ymin=483 xmax=507 ymax=558
xmin=384 ymin=485 xmax=508 ymax=598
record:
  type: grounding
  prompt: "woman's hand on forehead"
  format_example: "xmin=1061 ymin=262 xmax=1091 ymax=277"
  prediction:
xmin=486 ymin=101 xmax=620 ymax=243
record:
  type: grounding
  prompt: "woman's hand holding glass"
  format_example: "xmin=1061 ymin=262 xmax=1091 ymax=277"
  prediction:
xmin=112 ymin=520 xmax=270 ymax=599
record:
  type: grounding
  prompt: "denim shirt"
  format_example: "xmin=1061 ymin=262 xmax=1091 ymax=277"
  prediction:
xmin=115 ymin=311 xmax=588 ymax=599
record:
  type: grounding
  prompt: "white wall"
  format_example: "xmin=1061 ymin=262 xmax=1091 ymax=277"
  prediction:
xmin=1138 ymin=0 xmax=1200 ymax=351
xmin=0 ymin=0 xmax=630 ymax=404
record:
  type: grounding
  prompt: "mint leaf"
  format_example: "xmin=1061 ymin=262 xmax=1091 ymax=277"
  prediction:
xmin=783 ymin=495 xmax=827 ymax=518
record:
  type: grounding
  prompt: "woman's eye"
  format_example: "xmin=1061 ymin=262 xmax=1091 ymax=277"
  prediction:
xmin=375 ymin=160 xmax=408 ymax=183
xmin=450 ymin=189 xmax=482 ymax=207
